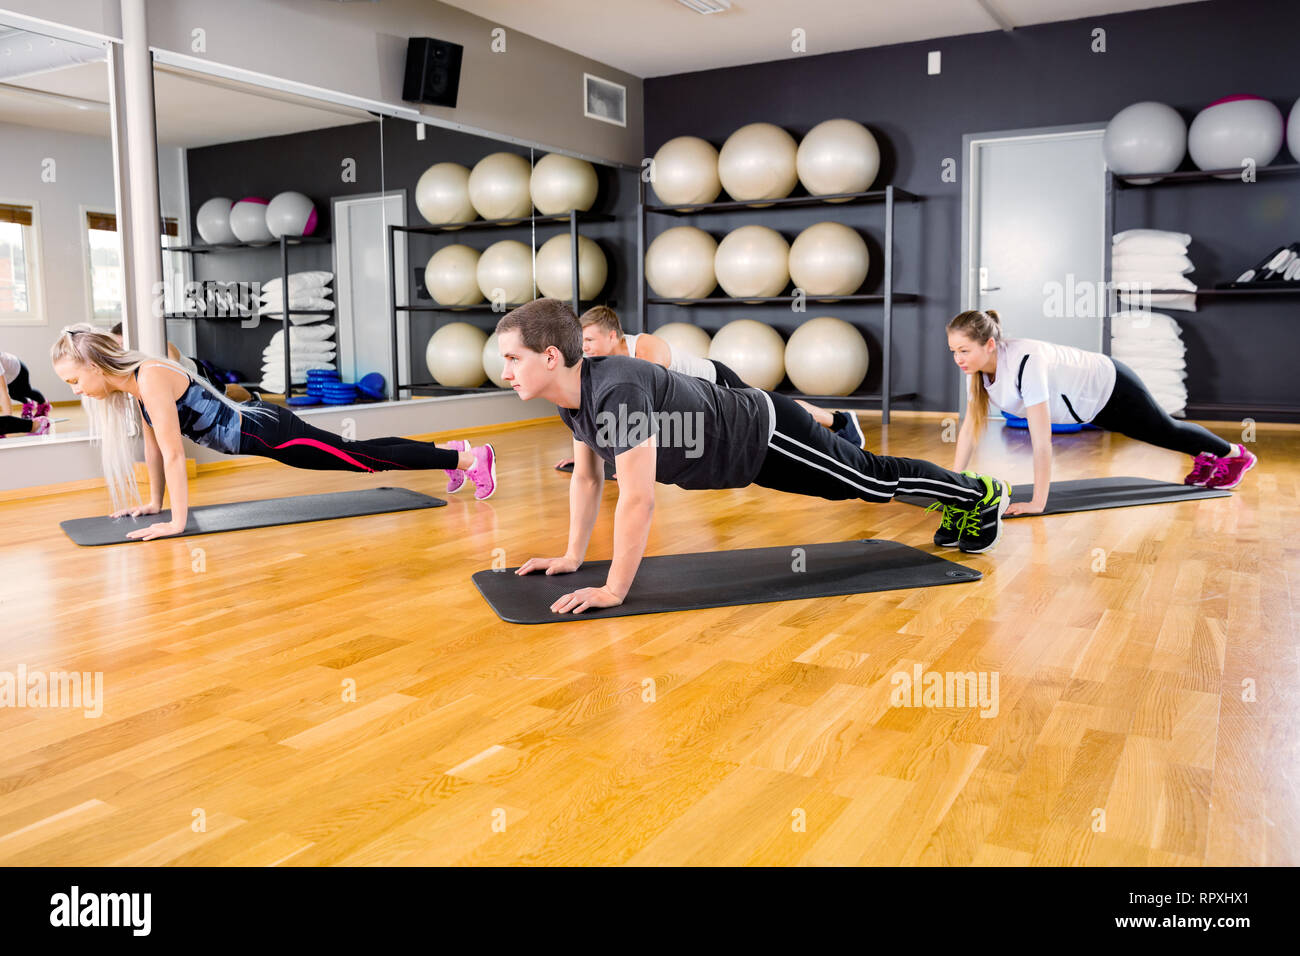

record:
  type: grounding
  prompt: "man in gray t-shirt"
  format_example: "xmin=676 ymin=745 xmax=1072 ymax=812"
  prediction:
xmin=496 ymin=299 xmax=1010 ymax=615
xmin=558 ymin=354 xmax=774 ymax=489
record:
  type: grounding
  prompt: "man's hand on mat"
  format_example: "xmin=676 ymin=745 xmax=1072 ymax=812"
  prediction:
xmin=516 ymin=555 xmax=581 ymax=576
xmin=126 ymin=520 xmax=185 ymax=541
xmin=1005 ymin=501 xmax=1045 ymax=516
xmin=112 ymin=503 xmax=161 ymax=519
xmin=550 ymin=586 xmax=623 ymax=614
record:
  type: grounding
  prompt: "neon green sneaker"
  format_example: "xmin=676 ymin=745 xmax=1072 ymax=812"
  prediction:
xmin=957 ymin=474 xmax=1011 ymax=554
xmin=925 ymin=500 xmax=964 ymax=549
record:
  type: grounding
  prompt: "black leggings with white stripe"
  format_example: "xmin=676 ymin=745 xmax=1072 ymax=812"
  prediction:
xmin=754 ymin=392 xmax=987 ymax=506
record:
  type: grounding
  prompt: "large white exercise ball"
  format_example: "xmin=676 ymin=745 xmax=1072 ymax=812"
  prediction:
xmin=1188 ymin=95 xmax=1284 ymax=177
xmin=714 ymin=225 xmax=790 ymax=299
xmin=784 ymin=316 xmax=870 ymax=396
xmin=196 ymin=197 xmax=236 ymax=244
xmin=651 ymin=136 xmax=721 ymax=208
xmin=229 ymin=197 xmax=273 ymax=242
xmin=1289 ymin=97 xmax=1300 ymax=163
xmin=717 ymin=122 xmax=799 ymax=205
xmin=424 ymin=244 xmax=483 ymax=306
xmin=645 ymin=226 xmax=718 ymax=300
xmin=265 ymin=191 xmax=317 ymax=238
xmin=468 ymin=152 xmax=533 ymax=222
xmin=709 ymin=319 xmax=786 ymax=390
xmin=416 ymin=162 xmax=475 ymax=226
xmin=426 ymin=322 xmax=488 ymax=387
xmin=530 ymin=153 xmax=598 ymax=215
xmin=482 ymin=331 xmax=507 ymax=388
xmin=788 ymin=222 xmax=869 ymax=297
xmin=535 ymin=234 xmax=607 ymax=301
xmin=654 ymin=322 xmax=712 ymax=361
xmin=1103 ymin=101 xmax=1187 ymax=184
xmin=796 ymin=119 xmax=880 ymax=198
xmin=476 ymin=239 xmax=534 ymax=305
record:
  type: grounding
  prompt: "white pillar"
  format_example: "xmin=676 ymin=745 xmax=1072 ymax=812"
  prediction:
xmin=119 ymin=0 xmax=164 ymax=356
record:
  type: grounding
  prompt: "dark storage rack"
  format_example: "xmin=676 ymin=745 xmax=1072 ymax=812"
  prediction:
xmin=164 ymin=234 xmax=334 ymax=397
xmin=638 ymin=184 xmax=921 ymax=424
xmin=387 ymin=209 xmax=614 ymax=397
xmin=1104 ymin=162 xmax=1300 ymax=420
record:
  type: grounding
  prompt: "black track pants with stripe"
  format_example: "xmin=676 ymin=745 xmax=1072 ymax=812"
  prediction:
xmin=753 ymin=391 xmax=987 ymax=506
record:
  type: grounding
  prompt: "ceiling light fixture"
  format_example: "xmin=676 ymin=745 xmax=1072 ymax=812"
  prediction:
xmin=675 ymin=0 xmax=732 ymax=15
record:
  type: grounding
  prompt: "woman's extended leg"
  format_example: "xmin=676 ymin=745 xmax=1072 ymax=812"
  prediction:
xmin=240 ymin=402 xmax=464 ymax=472
xmin=1091 ymin=359 xmax=1232 ymax=458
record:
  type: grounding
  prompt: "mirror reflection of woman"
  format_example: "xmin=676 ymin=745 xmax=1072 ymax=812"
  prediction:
xmin=0 ymin=348 xmax=52 ymax=437
xmin=51 ymin=324 xmax=496 ymax=541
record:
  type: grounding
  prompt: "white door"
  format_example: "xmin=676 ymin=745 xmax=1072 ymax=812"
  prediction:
xmin=333 ymin=191 xmax=407 ymax=396
xmin=967 ymin=128 xmax=1106 ymax=358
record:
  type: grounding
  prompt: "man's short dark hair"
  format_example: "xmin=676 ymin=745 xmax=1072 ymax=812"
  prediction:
xmin=497 ymin=298 xmax=584 ymax=366
xmin=110 ymin=322 xmax=123 ymax=336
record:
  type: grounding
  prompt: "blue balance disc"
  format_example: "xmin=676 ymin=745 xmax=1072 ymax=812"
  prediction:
xmin=287 ymin=395 xmax=319 ymax=407
xmin=357 ymin=372 xmax=386 ymax=399
xmin=1002 ymin=413 xmax=1098 ymax=434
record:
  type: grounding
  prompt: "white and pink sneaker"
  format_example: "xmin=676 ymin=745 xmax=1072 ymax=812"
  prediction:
xmin=444 ymin=439 xmax=471 ymax=493
xmin=466 ymin=444 xmax=496 ymax=501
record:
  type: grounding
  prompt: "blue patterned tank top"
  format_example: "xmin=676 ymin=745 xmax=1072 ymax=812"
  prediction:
xmin=134 ymin=365 xmax=242 ymax=454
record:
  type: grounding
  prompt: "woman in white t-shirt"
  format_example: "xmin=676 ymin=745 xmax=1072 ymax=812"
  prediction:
xmin=947 ymin=310 xmax=1254 ymax=516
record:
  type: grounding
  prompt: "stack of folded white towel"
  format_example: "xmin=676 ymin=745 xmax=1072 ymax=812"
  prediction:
xmin=1110 ymin=310 xmax=1188 ymax=417
xmin=260 ymin=323 xmax=337 ymax=395
xmin=259 ymin=270 xmax=334 ymax=324
xmin=1112 ymin=229 xmax=1198 ymax=312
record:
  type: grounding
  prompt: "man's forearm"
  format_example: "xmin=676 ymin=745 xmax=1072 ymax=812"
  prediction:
xmin=564 ymin=475 xmax=602 ymax=561
xmin=605 ymin=495 xmax=653 ymax=599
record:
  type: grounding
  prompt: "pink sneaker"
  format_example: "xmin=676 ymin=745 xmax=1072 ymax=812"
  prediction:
xmin=444 ymin=439 xmax=471 ymax=493
xmin=1184 ymin=452 xmax=1218 ymax=486
xmin=466 ymin=443 xmax=496 ymax=500
xmin=20 ymin=401 xmax=51 ymax=419
xmin=1204 ymin=444 xmax=1257 ymax=490
xmin=31 ymin=415 xmax=52 ymax=436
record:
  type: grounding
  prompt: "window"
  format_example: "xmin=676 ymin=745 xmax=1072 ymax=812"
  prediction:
xmin=85 ymin=210 xmax=122 ymax=323
xmin=0 ymin=201 xmax=42 ymax=324
xmin=82 ymin=212 xmax=180 ymax=323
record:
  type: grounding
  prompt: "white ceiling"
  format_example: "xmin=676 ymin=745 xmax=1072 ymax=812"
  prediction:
xmin=0 ymin=48 xmax=372 ymax=146
xmin=150 ymin=67 xmax=373 ymax=148
xmin=438 ymin=0 xmax=1209 ymax=78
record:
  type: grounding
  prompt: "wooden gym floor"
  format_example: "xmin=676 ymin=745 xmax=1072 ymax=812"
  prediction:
xmin=0 ymin=413 xmax=1295 ymax=865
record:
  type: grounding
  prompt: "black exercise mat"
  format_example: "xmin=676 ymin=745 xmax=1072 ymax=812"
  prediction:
xmin=555 ymin=460 xmax=617 ymax=480
xmin=895 ymin=476 xmax=1230 ymax=517
xmin=61 ymin=486 xmax=446 ymax=546
xmin=473 ymin=538 xmax=981 ymax=624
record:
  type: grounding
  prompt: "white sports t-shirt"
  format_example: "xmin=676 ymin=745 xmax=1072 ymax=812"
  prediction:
xmin=973 ymin=337 xmax=1117 ymax=424
xmin=625 ymin=333 xmax=717 ymax=384
xmin=0 ymin=351 xmax=20 ymax=385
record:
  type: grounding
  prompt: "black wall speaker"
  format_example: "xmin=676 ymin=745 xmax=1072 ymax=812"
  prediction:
xmin=402 ymin=37 xmax=463 ymax=108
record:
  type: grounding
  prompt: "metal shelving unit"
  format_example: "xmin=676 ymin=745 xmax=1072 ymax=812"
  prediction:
xmin=1104 ymin=162 xmax=1300 ymax=420
xmin=638 ymin=184 xmax=922 ymax=423
xmin=387 ymin=209 xmax=613 ymax=398
xmin=167 ymin=233 xmax=333 ymax=399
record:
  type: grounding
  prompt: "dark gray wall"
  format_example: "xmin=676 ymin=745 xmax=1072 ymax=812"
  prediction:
xmin=184 ymin=119 xmax=638 ymax=386
xmin=644 ymin=0 xmax=1300 ymax=419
